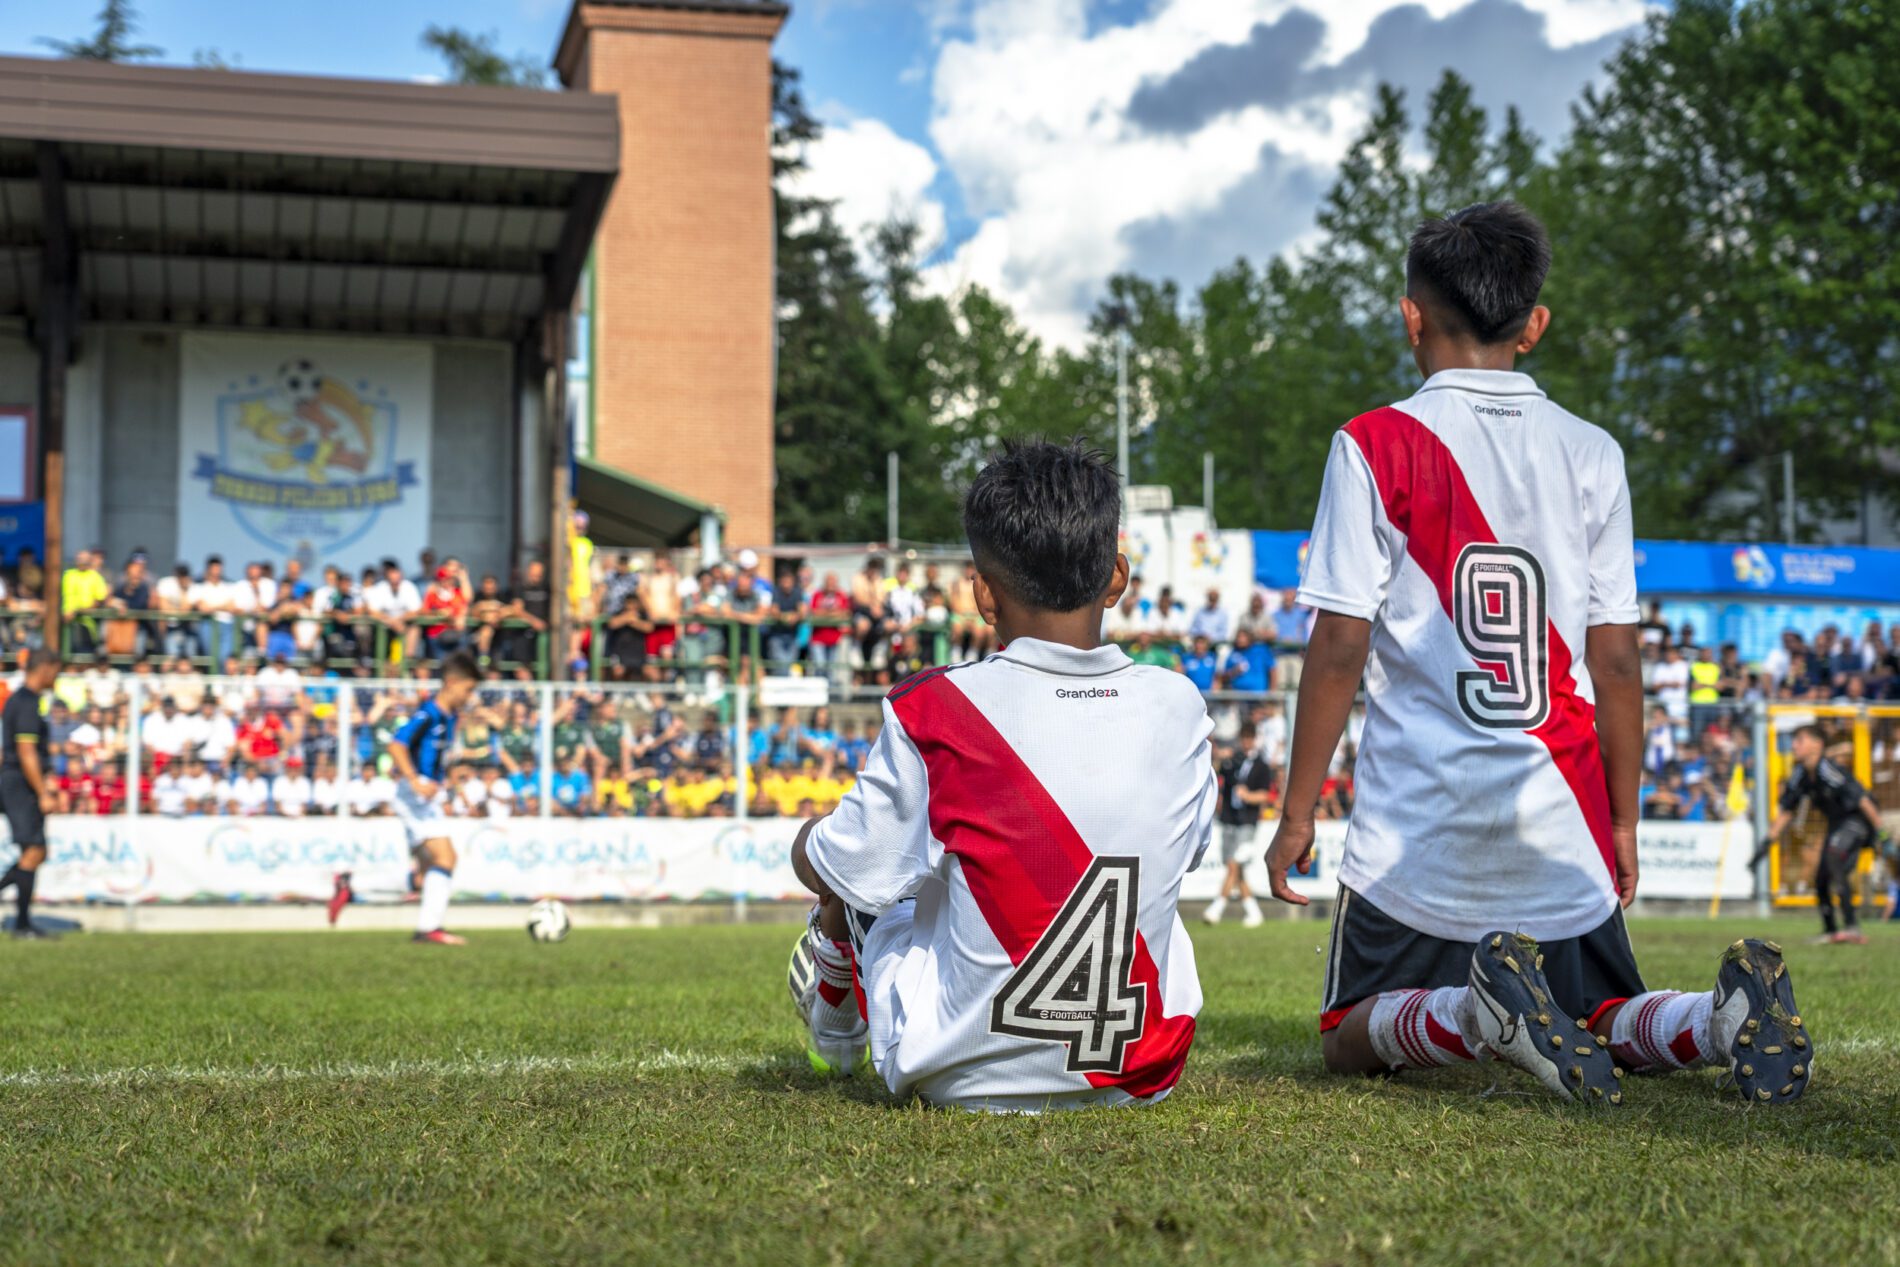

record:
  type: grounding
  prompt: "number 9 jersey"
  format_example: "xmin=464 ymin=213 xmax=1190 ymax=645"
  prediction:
xmin=802 ymin=638 xmax=1218 ymax=1112
xmin=1296 ymin=369 xmax=1640 ymax=944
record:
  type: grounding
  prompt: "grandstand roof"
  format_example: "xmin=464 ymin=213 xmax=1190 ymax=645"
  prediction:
xmin=0 ymin=54 xmax=618 ymax=340
xmin=575 ymin=455 xmax=720 ymax=548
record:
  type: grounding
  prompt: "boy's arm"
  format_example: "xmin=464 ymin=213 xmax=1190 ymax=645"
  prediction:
xmin=791 ymin=815 xmax=832 ymax=898
xmin=794 ymin=702 xmax=935 ymax=914
xmin=1586 ymin=622 xmax=1643 ymax=906
xmin=1263 ymin=611 xmax=1369 ymax=906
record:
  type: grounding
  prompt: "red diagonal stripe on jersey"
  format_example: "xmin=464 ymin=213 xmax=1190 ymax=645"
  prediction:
xmin=890 ymin=674 xmax=1195 ymax=1100
xmin=1343 ymin=406 xmax=1615 ymax=876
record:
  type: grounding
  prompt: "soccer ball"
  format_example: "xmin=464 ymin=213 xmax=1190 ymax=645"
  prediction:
xmin=527 ymin=899 xmax=571 ymax=943
xmin=277 ymin=358 xmax=324 ymax=404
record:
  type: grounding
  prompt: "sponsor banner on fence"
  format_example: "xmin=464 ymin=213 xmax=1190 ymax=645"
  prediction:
xmin=177 ymin=333 xmax=432 ymax=575
xmin=35 ymin=816 xmax=1756 ymax=907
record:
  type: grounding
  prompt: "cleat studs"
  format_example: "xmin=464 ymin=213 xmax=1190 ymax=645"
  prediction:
xmin=1736 ymin=959 xmax=1752 ymax=973
xmin=1537 ymin=1013 xmax=1551 ymax=1027
xmin=1792 ymin=1065 xmax=1805 ymax=1077
xmin=1730 ymin=939 xmax=1746 ymax=952
xmin=1780 ymin=1084 xmax=1794 ymax=1096
xmin=1491 ymin=935 xmax=1503 ymax=948
xmin=1591 ymin=1086 xmax=1603 ymax=1098
xmin=1551 ymin=1034 xmax=1566 ymax=1049
xmin=1596 ymin=1035 xmax=1609 ymax=1048
xmin=1738 ymin=1034 xmax=1752 ymax=1047
xmin=1570 ymin=1065 xmax=1584 ymax=1081
xmin=1536 ymin=954 xmax=1545 ymax=970
xmin=1764 ymin=940 xmax=1781 ymax=954
xmin=1746 ymin=1019 xmax=1760 ymax=1031
xmin=1610 ymin=1091 xmax=1623 ymax=1104
xmin=1757 ymin=1088 xmax=1772 ymax=1102
xmin=1790 ymin=1016 xmax=1801 ymax=1028
xmin=1576 ymin=1018 xmax=1590 ymax=1030
xmin=1793 ymin=1037 xmax=1807 ymax=1049
xmin=1612 ymin=1067 xmax=1625 ymax=1080
xmin=1775 ymin=964 xmax=1785 ymax=980
xmin=1763 ymin=1046 xmax=1783 ymax=1056
xmin=1503 ymin=955 xmax=1521 ymax=973
xmin=1576 ymin=1046 xmax=1595 ymax=1056
xmin=1741 ymin=1064 xmax=1754 ymax=1077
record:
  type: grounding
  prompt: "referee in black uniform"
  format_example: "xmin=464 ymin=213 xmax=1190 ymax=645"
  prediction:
xmin=1770 ymin=724 xmax=1884 ymax=944
xmin=1 ymin=649 xmax=61 ymax=939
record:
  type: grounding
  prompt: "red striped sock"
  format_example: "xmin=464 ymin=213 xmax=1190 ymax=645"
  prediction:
xmin=1368 ymin=988 xmax=1477 ymax=1070
xmin=1609 ymin=991 xmax=1714 ymax=1070
xmin=812 ymin=938 xmax=865 ymax=1025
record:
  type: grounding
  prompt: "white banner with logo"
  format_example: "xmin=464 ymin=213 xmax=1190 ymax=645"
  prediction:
xmin=177 ymin=333 xmax=432 ymax=575
xmin=31 ymin=816 xmax=1755 ymax=907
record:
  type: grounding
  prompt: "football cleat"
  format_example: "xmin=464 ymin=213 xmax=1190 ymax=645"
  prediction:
xmin=411 ymin=929 xmax=468 ymax=946
xmin=1468 ymin=931 xmax=1623 ymax=1105
xmin=1829 ymin=929 xmax=1869 ymax=946
xmin=1711 ymin=939 xmax=1812 ymax=1105
xmin=327 ymin=872 xmax=354 ymax=927
xmin=787 ymin=910 xmax=869 ymax=1078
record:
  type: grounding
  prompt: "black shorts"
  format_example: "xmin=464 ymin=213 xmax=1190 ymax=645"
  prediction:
xmin=1825 ymin=817 xmax=1873 ymax=856
xmin=1319 ymin=887 xmax=1645 ymax=1033
xmin=1 ymin=769 xmax=45 ymax=849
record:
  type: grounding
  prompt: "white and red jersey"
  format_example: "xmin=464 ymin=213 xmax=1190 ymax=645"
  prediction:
xmin=1297 ymin=369 xmax=1640 ymax=943
xmin=804 ymin=638 xmax=1217 ymax=1111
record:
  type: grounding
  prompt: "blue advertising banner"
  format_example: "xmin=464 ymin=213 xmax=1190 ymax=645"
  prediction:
xmin=1255 ymin=530 xmax=1900 ymax=604
xmin=0 ymin=500 xmax=44 ymax=564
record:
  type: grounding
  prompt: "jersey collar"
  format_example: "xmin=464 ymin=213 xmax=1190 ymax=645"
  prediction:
xmin=1417 ymin=368 xmax=1547 ymax=398
xmin=994 ymin=637 xmax=1132 ymax=677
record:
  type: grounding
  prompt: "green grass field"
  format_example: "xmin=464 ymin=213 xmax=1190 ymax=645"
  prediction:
xmin=2 ymin=918 xmax=1897 ymax=1266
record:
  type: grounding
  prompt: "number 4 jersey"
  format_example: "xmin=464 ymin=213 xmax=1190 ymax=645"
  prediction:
xmin=803 ymin=638 xmax=1217 ymax=1111
xmin=1297 ymin=368 xmax=1641 ymax=944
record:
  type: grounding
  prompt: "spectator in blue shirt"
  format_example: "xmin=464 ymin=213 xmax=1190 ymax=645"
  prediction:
xmin=1181 ymin=634 xmax=1220 ymax=692
xmin=835 ymin=721 xmax=871 ymax=773
xmin=1187 ymin=588 xmax=1230 ymax=644
xmin=1271 ymin=588 xmax=1309 ymax=645
xmin=508 ymin=757 xmax=540 ymax=804
xmin=1220 ymin=627 xmax=1276 ymax=694
xmin=691 ymin=714 xmax=727 ymax=771
xmin=550 ymin=754 xmax=592 ymax=816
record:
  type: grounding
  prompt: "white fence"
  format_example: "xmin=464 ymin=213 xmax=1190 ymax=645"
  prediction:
xmin=32 ymin=814 xmax=1756 ymax=906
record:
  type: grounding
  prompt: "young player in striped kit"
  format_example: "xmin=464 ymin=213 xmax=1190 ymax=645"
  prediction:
xmin=1265 ymin=201 xmax=1813 ymax=1105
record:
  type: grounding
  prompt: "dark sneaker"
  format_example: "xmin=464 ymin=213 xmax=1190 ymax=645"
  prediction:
xmin=327 ymin=873 xmax=353 ymax=927
xmin=1468 ymin=931 xmax=1624 ymax=1105
xmin=1712 ymin=939 xmax=1812 ymax=1105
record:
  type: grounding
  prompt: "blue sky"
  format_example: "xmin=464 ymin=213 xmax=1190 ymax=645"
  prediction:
xmin=5 ymin=1 xmax=1657 ymax=343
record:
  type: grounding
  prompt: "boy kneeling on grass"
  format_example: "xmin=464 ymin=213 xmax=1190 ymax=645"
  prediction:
xmin=788 ymin=439 xmax=1218 ymax=1111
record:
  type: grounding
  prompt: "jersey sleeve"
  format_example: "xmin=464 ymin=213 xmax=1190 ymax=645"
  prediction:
xmin=803 ymin=701 xmax=937 ymax=915
xmin=1296 ymin=430 xmax=1392 ymax=621
xmin=390 ymin=707 xmax=429 ymax=751
xmin=1186 ymin=724 xmax=1219 ymax=872
xmin=8 ymin=696 xmax=44 ymax=748
xmin=1779 ymin=771 xmax=1806 ymax=813
xmin=1587 ymin=446 xmax=1641 ymax=626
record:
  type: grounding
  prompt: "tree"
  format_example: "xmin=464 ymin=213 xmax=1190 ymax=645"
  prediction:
xmin=420 ymin=25 xmax=546 ymax=88
xmin=40 ymin=0 xmax=161 ymax=62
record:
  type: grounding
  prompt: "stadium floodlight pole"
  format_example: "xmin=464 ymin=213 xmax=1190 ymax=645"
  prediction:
xmin=887 ymin=451 xmax=899 ymax=548
xmin=1203 ymin=450 xmax=1214 ymax=525
xmin=1782 ymin=450 xmax=1795 ymax=543
xmin=1114 ymin=316 xmax=1132 ymax=522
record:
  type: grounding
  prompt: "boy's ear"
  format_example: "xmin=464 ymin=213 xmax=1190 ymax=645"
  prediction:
xmin=1514 ymin=305 xmax=1551 ymax=356
xmin=1399 ymin=295 xmax=1425 ymax=346
xmin=972 ymin=570 xmax=999 ymax=627
xmin=1102 ymin=553 xmax=1131 ymax=610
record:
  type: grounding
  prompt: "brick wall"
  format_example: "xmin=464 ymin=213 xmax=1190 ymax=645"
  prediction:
xmin=565 ymin=3 xmax=783 ymax=551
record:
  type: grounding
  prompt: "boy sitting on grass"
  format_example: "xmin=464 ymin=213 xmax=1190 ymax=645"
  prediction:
xmin=788 ymin=439 xmax=1217 ymax=1111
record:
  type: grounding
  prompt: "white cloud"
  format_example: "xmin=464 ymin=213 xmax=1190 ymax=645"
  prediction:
xmin=916 ymin=0 xmax=1653 ymax=346
xmin=792 ymin=113 xmax=948 ymax=263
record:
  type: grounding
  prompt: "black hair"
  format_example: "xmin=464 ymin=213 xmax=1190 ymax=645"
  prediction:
xmin=1793 ymin=724 xmax=1828 ymax=745
xmin=441 ymin=651 xmax=481 ymax=684
xmin=962 ymin=438 xmax=1120 ymax=613
xmin=1406 ymin=200 xmax=1552 ymax=345
xmin=25 ymin=648 xmax=61 ymax=673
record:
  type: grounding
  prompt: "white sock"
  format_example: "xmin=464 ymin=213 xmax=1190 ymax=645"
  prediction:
xmin=1241 ymin=897 xmax=1262 ymax=916
xmin=1610 ymin=991 xmax=1715 ymax=1070
xmin=417 ymin=867 xmax=452 ymax=934
xmin=810 ymin=937 xmax=864 ymax=1036
xmin=1204 ymin=897 xmax=1227 ymax=922
xmin=1367 ymin=988 xmax=1479 ymax=1070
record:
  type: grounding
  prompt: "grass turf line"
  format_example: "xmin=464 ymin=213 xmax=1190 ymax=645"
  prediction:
xmin=1 ymin=920 xmax=1897 ymax=1266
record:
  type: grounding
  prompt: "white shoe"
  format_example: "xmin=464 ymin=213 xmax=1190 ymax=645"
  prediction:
xmin=1202 ymin=897 xmax=1227 ymax=925
xmin=1240 ymin=900 xmax=1264 ymax=928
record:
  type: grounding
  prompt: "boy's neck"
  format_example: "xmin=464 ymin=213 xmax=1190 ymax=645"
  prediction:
xmin=993 ymin=612 xmax=1104 ymax=654
xmin=1417 ymin=339 xmax=1520 ymax=377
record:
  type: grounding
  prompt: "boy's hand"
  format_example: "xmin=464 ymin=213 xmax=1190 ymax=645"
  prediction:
xmin=1264 ymin=816 xmax=1316 ymax=907
xmin=1612 ymin=822 xmax=1639 ymax=907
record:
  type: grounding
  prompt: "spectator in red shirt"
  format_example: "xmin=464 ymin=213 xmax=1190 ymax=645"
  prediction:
xmin=236 ymin=708 xmax=286 ymax=766
xmin=807 ymin=572 xmax=851 ymax=676
xmin=420 ymin=567 xmax=468 ymax=660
